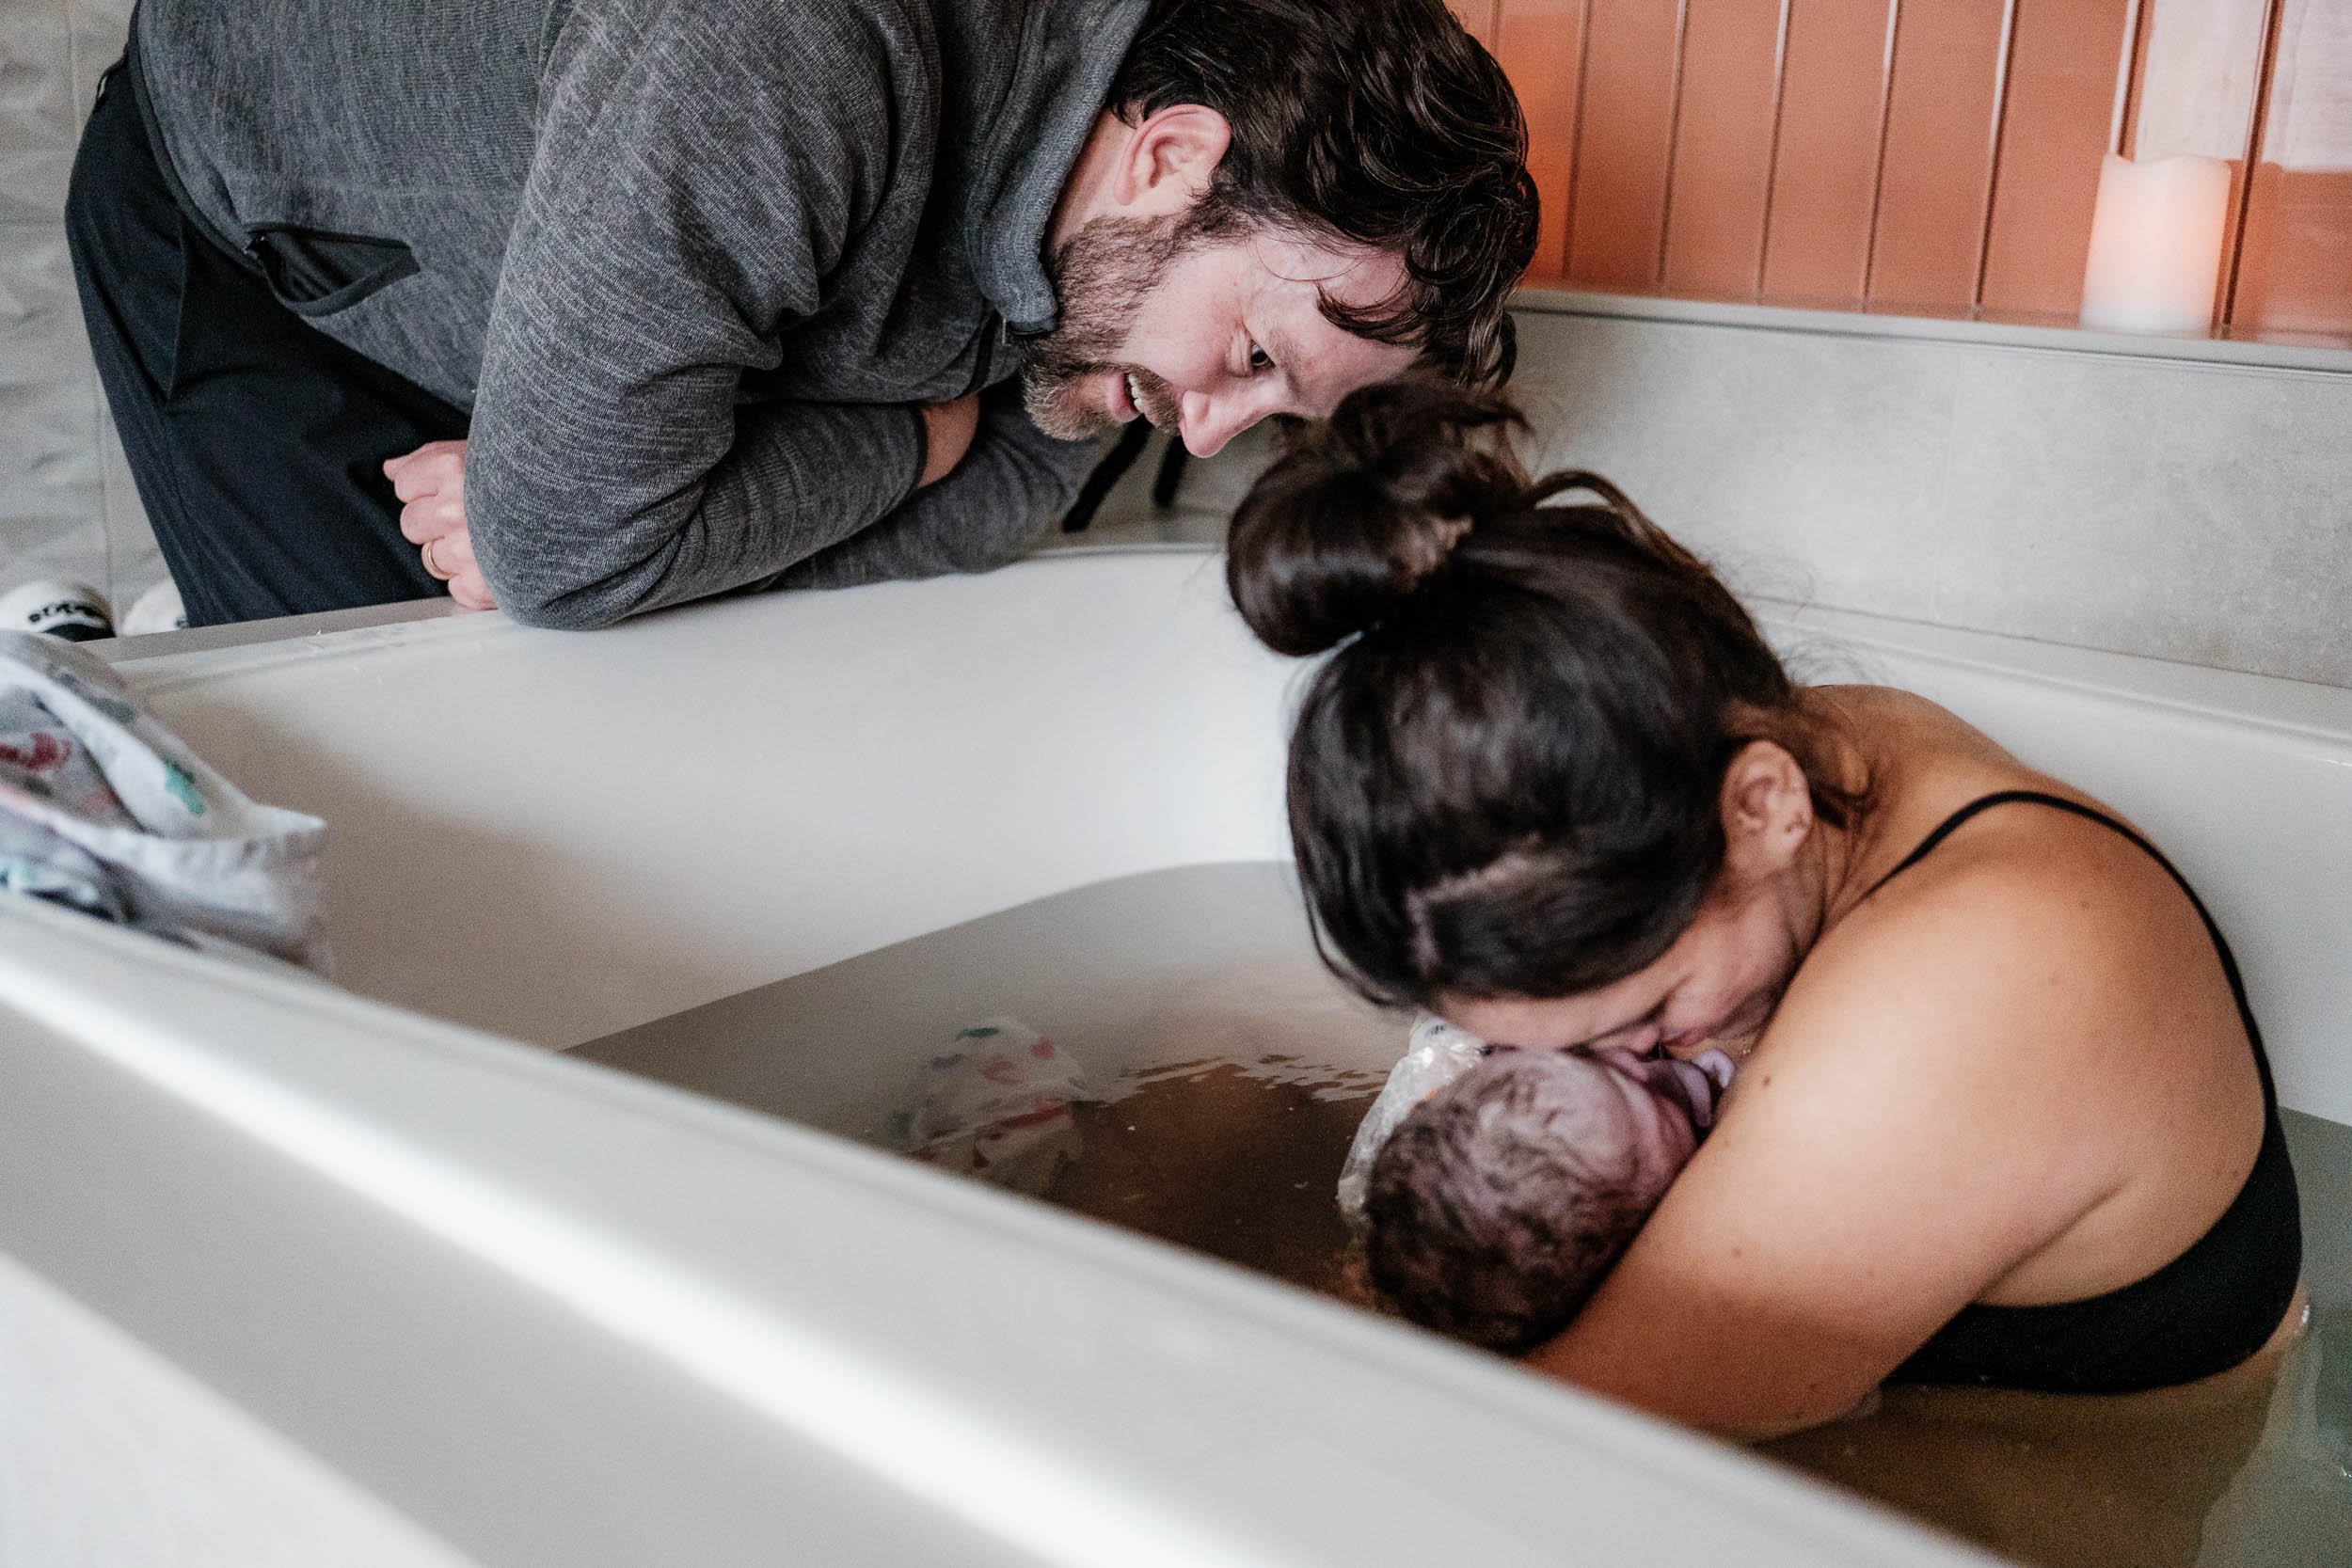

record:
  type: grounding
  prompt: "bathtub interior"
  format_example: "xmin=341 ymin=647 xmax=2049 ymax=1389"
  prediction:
xmin=105 ymin=551 xmax=1295 ymax=1054
xmin=97 ymin=546 xmax=2352 ymax=1126
xmin=3 ymin=546 xmax=2346 ymax=1568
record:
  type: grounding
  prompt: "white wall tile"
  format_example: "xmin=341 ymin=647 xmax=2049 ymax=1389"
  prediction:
xmin=0 ymin=219 xmax=105 ymax=587
xmin=1506 ymin=309 xmax=2350 ymax=688
xmin=0 ymin=0 xmax=142 ymax=610
xmin=1931 ymin=352 xmax=2352 ymax=685
xmin=1089 ymin=305 xmax=2351 ymax=689
xmin=1511 ymin=311 xmax=1961 ymax=618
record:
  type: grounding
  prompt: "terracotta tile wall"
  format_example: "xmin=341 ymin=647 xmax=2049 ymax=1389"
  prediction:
xmin=1486 ymin=0 xmax=2352 ymax=343
xmin=1758 ymin=0 xmax=1895 ymax=306
xmin=2231 ymin=0 xmax=2352 ymax=340
xmin=1659 ymin=0 xmax=1784 ymax=296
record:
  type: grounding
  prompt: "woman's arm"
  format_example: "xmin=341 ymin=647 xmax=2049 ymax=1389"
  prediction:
xmin=1525 ymin=847 xmax=2145 ymax=1438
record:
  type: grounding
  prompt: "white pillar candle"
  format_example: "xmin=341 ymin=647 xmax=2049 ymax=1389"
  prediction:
xmin=2078 ymin=152 xmax=2233 ymax=335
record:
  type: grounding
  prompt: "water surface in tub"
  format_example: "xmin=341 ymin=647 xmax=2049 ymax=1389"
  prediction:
xmin=574 ymin=863 xmax=2349 ymax=1568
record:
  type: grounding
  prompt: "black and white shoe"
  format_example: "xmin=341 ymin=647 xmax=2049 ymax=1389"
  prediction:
xmin=121 ymin=581 xmax=188 ymax=637
xmin=0 ymin=580 xmax=115 ymax=641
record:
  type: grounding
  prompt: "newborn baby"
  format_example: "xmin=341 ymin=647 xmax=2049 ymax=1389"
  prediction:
xmin=1363 ymin=1044 xmax=1735 ymax=1352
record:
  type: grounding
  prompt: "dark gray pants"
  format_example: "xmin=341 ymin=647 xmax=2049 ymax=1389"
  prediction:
xmin=64 ymin=55 xmax=468 ymax=627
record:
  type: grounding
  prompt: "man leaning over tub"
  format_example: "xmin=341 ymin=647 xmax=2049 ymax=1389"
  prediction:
xmin=64 ymin=0 xmax=1538 ymax=631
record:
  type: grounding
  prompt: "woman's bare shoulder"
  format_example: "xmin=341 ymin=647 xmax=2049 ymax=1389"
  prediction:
xmin=1788 ymin=788 xmax=2201 ymax=1082
xmin=1529 ymin=835 xmax=2128 ymax=1434
xmin=1536 ymin=724 xmax=2262 ymax=1434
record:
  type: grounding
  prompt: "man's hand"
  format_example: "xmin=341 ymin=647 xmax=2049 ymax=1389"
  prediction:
xmin=918 ymin=394 xmax=980 ymax=487
xmin=384 ymin=439 xmax=496 ymax=610
xmin=385 ymin=400 xmax=970 ymax=612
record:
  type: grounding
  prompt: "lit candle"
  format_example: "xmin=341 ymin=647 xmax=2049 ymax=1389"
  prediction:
xmin=2078 ymin=152 xmax=2233 ymax=335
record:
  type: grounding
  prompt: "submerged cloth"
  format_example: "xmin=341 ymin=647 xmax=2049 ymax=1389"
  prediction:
xmin=118 ymin=0 xmax=1134 ymax=628
xmin=887 ymin=1018 xmax=1097 ymax=1196
xmin=0 ymin=632 xmax=328 ymax=970
xmin=1884 ymin=791 xmax=2301 ymax=1393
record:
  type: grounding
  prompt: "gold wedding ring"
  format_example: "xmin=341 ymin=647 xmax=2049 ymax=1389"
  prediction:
xmin=421 ymin=537 xmax=442 ymax=579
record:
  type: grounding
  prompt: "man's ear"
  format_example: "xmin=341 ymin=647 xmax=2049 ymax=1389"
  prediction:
xmin=1107 ymin=103 xmax=1231 ymax=217
xmin=1717 ymin=740 xmax=1815 ymax=886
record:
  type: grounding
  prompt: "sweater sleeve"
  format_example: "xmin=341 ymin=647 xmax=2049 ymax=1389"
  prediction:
xmin=767 ymin=384 xmax=1118 ymax=591
xmin=462 ymin=0 xmax=935 ymax=630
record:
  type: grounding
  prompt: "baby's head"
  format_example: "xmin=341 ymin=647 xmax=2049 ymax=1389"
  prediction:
xmin=1363 ymin=1044 xmax=1732 ymax=1352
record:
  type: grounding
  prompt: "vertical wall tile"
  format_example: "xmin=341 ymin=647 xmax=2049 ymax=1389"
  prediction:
xmin=1660 ymin=0 xmax=1786 ymax=298
xmin=1759 ymin=0 xmax=1898 ymax=306
xmin=2125 ymin=0 xmax=2270 ymax=330
xmin=0 ymin=0 xmax=75 ymax=130
xmin=2233 ymin=170 xmax=2352 ymax=338
xmin=1446 ymin=0 xmax=1501 ymax=48
xmin=2130 ymin=0 xmax=2270 ymax=160
xmin=0 ymin=0 xmax=76 ymax=223
xmin=1866 ymin=0 xmax=2009 ymax=314
xmin=1493 ymin=0 xmax=1590 ymax=279
xmin=1977 ymin=0 xmax=2136 ymax=324
xmin=0 ymin=222 xmax=106 ymax=585
xmin=1 ymin=0 xmax=148 ymax=605
xmin=1565 ymin=0 xmax=1683 ymax=291
xmin=2229 ymin=0 xmax=2352 ymax=340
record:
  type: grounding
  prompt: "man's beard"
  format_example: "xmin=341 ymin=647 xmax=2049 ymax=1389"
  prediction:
xmin=1022 ymin=213 xmax=1187 ymax=440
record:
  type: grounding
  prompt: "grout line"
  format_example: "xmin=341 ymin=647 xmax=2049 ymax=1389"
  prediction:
xmin=1971 ymin=0 xmax=2021 ymax=316
xmin=1860 ymin=0 xmax=1903 ymax=305
xmin=1652 ymin=0 xmax=1693 ymax=290
xmin=2219 ymin=0 xmax=2290 ymax=334
xmin=1559 ymin=0 xmax=1598 ymax=281
xmin=2109 ymin=0 xmax=2149 ymax=157
xmin=1754 ymin=0 xmax=1796 ymax=299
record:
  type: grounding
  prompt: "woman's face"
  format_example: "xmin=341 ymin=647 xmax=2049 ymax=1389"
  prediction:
xmin=1441 ymin=875 xmax=1806 ymax=1062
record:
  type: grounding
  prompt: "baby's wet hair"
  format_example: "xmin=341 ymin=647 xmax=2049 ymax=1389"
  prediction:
xmin=1364 ymin=1049 xmax=1666 ymax=1352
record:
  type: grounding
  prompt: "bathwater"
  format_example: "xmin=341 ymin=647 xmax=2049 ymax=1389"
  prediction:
xmin=576 ymin=863 xmax=2350 ymax=1568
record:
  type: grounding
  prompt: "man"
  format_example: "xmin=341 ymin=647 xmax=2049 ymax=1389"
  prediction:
xmin=66 ymin=0 xmax=1535 ymax=630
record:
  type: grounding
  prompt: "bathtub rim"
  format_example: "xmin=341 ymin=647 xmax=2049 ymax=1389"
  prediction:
xmin=97 ymin=546 xmax=2352 ymax=745
xmin=0 ymin=884 xmax=2003 ymax=1568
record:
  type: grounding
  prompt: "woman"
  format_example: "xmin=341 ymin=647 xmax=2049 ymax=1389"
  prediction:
xmin=1228 ymin=381 xmax=2303 ymax=1438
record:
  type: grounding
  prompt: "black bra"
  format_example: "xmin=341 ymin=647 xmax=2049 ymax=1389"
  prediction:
xmin=1870 ymin=791 xmax=2301 ymax=1392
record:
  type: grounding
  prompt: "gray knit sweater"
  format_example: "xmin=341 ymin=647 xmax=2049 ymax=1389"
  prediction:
xmin=133 ymin=0 xmax=1140 ymax=628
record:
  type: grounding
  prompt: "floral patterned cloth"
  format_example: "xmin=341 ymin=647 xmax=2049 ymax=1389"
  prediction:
xmin=887 ymin=1018 xmax=1097 ymax=1196
xmin=0 ymin=631 xmax=327 ymax=970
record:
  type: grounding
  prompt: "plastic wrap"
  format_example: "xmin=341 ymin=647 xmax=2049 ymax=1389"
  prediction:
xmin=1335 ymin=1013 xmax=1489 ymax=1228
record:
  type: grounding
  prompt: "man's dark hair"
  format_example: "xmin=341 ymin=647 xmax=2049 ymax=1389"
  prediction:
xmin=1108 ymin=0 xmax=1539 ymax=388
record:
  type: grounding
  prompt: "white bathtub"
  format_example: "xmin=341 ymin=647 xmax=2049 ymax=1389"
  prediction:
xmin=3 ymin=547 xmax=2344 ymax=1568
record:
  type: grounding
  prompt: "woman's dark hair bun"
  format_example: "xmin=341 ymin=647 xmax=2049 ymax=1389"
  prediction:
xmin=1227 ymin=376 xmax=1529 ymax=656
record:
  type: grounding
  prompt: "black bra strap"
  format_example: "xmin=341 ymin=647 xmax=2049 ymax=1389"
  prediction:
xmin=1860 ymin=789 xmax=2274 ymax=1107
